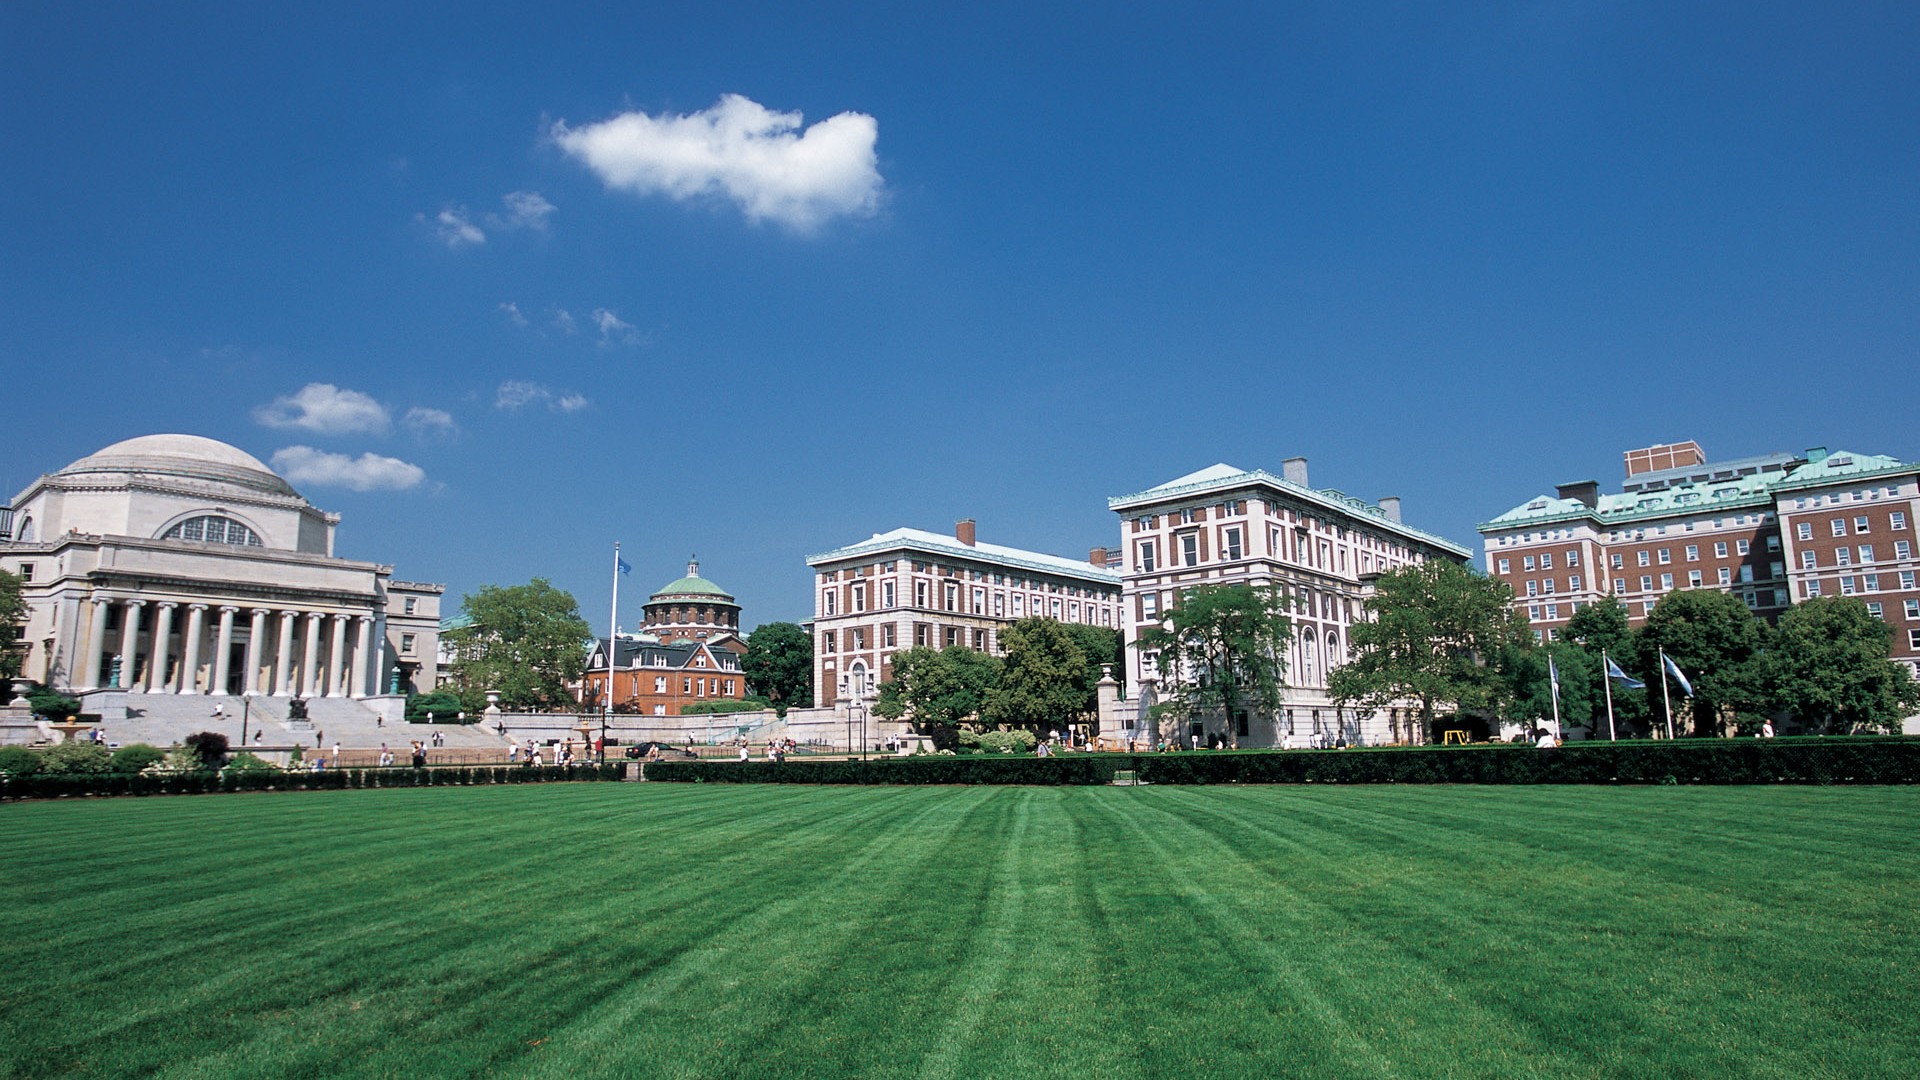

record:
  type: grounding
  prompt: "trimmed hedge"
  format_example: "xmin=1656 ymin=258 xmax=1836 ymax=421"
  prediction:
xmin=642 ymin=739 xmax=1920 ymax=786
xmin=0 ymin=763 xmax=624 ymax=800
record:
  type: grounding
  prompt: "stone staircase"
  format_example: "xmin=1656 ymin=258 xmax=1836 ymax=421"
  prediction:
xmin=87 ymin=693 xmax=511 ymax=754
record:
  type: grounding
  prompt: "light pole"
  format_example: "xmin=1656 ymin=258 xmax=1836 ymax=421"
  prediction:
xmin=240 ymin=692 xmax=251 ymax=746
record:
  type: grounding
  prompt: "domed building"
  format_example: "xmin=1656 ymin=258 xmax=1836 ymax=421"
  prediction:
xmin=2 ymin=435 xmax=442 ymax=711
xmin=640 ymin=557 xmax=743 ymax=646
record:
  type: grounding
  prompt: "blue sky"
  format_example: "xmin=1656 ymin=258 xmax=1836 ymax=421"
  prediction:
xmin=4 ymin=2 xmax=1916 ymax=632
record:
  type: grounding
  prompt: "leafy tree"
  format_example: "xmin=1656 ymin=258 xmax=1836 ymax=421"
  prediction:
xmin=1330 ymin=561 xmax=1531 ymax=737
xmin=405 ymin=690 xmax=467 ymax=724
xmin=0 ymin=569 xmax=24 ymax=682
xmin=1134 ymin=583 xmax=1295 ymax=739
xmin=183 ymin=731 xmax=231 ymax=769
xmin=982 ymin=618 xmax=1091 ymax=728
xmin=1498 ymin=640 xmax=1598 ymax=733
xmin=872 ymin=646 xmax=1002 ymax=746
xmin=1760 ymin=597 xmax=1920 ymax=734
xmin=25 ymin=686 xmax=81 ymax=721
xmin=109 ymin=743 xmax=167 ymax=773
xmin=1563 ymin=598 xmax=1649 ymax=736
xmin=742 ymin=622 xmax=813 ymax=714
xmin=37 ymin=742 xmax=112 ymax=775
xmin=444 ymin=579 xmax=592 ymax=712
xmin=1061 ymin=622 xmax=1126 ymax=700
xmin=1635 ymin=589 xmax=1769 ymax=737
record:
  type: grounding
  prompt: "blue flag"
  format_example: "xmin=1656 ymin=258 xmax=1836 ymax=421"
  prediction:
xmin=1605 ymin=657 xmax=1644 ymax=690
xmin=1548 ymin=654 xmax=1560 ymax=695
xmin=1662 ymin=653 xmax=1694 ymax=697
xmin=617 ymin=556 xmax=632 ymax=576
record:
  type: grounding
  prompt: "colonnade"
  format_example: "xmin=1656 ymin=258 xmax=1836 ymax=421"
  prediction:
xmin=78 ymin=596 xmax=383 ymax=698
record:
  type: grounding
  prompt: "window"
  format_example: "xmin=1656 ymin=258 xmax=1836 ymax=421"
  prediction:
xmin=1910 ymin=629 xmax=1920 ymax=651
xmin=1637 ymin=551 xmax=1651 ymax=567
xmin=1739 ymin=565 xmax=1754 ymax=583
xmin=1524 ymin=555 xmax=1536 ymax=571
xmin=403 ymin=597 xmax=416 ymax=615
xmin=1660 ymin=573 xmax=1674 ymax=590
xmin=1569 ymin=575 xmax=1582 ymax=591
xmin=653 ymin=705 xmax=666 ymax=716
xmin=1860 ymin=546 xmax=1875 ymax=563
xmin=1180 ymin=533 xmax=1199 ymax=567
xmin=1497 ymin=558 xmax=1510 ymax=574
xmin=944 ymin=583 xmax=958 ymax=610
xmin=16 ymin=563 xmax=31 ymax=583
xmin=1223 ymin=527 xmax=1243 ymax=561
xmin=823 ymin=631 xmax=836 ymax=653
xmin=1567 ymin=550 xmax=1580 ymax=567
xmin=1855 ymin=516 xmax=1870 ymax=533
xmin=1801 ymin=551 xmax=1818 ymax=569
xmin=1832 ymin=519 xmax=1848 ymax=537
xmin=1737 ymin=539 xmax=1751 ymax=555
xmin=400 ymin=633 xmax=416 ymax=655
xmin=1715 ymin=542 xmax=1728 ymax=558
xmin=162 ymin=514 xmax=264 ymax=547
xmin=1797 ymin=522 xmax=1813 ymax=541
xmin=1658 ymin=549 xmax=1671 ymax=564
xmin=850 ymin=629 xmax=865 ymax=650
xmin=945 ymin=628 xmax=960 ymax=647
xmin=1906 ymin=600 xmax=1919 ymax=620
xmin=1685 ymin=570 xmax=1701 ymax=587
xmin=1806 ymin=581 xmax=1821 ymax=598
xmin=971 ymin=588 xmax=985 ymax=615
xmin=1864 ymin=574 xmax=1880 ymax=592
xmin=915 ymin=624 xmax=929 ymax=647
xmin=914 ymin=581 xmax=929 ymax=608
xmin=1142 ymin=592 xmax=1159 ymax=619
xmin=1139 ymin=541 xmax=1157 ymax=573
xmin=1685 ymin=545 xmax=1699 ymax=562
xmin=1611 ymin=554 xmax=1624 ymax=569
xmin=1541 ymin=553 xmax=1554 ymax=570
xmin=883 ymin=581 xmax=896 ymax=608
xmin=1765 ymin=535 xmax=1779 ymax=551
xmin=1718 ymin=568 xmax=1731 ymax=585
xmin=1526 ymin=581 xmax=1538 ymax=597
xmin=1640 ymin=576 xmax=1653 ymax=592
xmin=1904 ymin=571 xmax=1917 ymax=590
xmin=654 ymin=676 xmax=666 ymax=693
xmin=1837 ymin=548 xmax=1852 ymax=566
xmin=1892 ymin=511 xmax=1908 ymax=530
xmin=1180 ymin=508 xmax=1195 ymax=524
xmin=823 ymin=589 xmax=837 ymax=615
xmin=882 ymin=624 xmax=896 ymax=647
xmin=1545 ymin=604 xmax=1559 ymax=620
xmin=1614 ymin=578 xmax=1627 ymax=594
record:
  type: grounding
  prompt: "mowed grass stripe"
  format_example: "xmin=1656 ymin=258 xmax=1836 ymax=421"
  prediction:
xmin=3 ymin=786 xmax=1917 ymax=1079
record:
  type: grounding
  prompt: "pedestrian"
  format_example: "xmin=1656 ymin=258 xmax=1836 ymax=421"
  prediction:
xmin=332 ymin=741 xmax=341 ymax=764
xmin=1761 ymin=720 xmax=1776 ymax=738
xmin=411 ymin=741 xmax=426 ymax=768
xmin=1190 ymin=733 xmax=1200 ymax=751
xmin=738 ymin=742 xmax=750 ymax=762
xmin=210 ymin=702 xmax=226 ymax=722
xmin=1535 ymin=727 xmax=1558 ymax=749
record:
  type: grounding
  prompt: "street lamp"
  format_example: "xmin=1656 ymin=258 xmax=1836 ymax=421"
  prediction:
xmin=240 ymin=692 xmax=252 ymax=746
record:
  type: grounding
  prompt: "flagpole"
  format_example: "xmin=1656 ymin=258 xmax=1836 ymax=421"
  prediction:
xmin=1658 ymin=648 xmax=1675 ymax=741
xmin=1602 ymin=649 xmax=1617 ymax=741
xmin=1548 ymin=653 xmax=1561 ymax=734
xmin=605 ymin=542 xmax=621 ymax=758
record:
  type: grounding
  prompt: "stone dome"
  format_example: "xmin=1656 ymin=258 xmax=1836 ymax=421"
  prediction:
xmin=57 ymin=434 xmax=298 ymax=498
xmin=650 ymin=557 xmax=736 ymax=602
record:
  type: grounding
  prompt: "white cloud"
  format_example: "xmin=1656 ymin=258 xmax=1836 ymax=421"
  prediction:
xmin=552 ymin=308 xmax=578 ymax=334
xmin=253 ymin=383 xmax=391 ymax=435
xmin=404 ymin=406 xmax=459 ymax=441
xmin=496 ymin=380 xmax=589 ymax=412
xmin=490 ymin=190 xmax=556 ymax=231
xmin=271 ymin=446 xmax=426 ymax=492
xmin=552 ymin=93 xmax=883 ymax=232
xmin=436 ymin=207 xmax=486 ymax=248
xmin=591 ymin=307 xmax=643 ymax=346
xmin=499 ymin=301 xmax=529 ymax=327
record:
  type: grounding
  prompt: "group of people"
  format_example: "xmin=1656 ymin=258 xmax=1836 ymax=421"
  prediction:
xmin=509 ymin=737 xmax=588 ymax=767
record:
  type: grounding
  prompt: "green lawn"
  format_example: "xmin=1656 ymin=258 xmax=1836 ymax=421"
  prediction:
xmin=2 ymin=786 xmax=1916 ymax=1078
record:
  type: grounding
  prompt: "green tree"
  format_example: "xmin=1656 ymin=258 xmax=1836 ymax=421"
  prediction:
xmin=1061 ymin=622 xmax=1126 ymax=703
xmin=742 ymin=622 xmax=813 ymax=714
xmin=982 ymin=618 xmax=1090 ymax=728
xmin=1761 ymin=596 xmax=1920 ymax=734
xmin=1498 ymin=640 xmax=1598 ymax=734
xmin=1563 ymin=597 xmax=1649 ymax=736
xmin=1635 ymin=589 xmax=1769 ymax=737
xmin=0 ymin=569 xmax=25 ymax=682
xmin=444 ymin=579 xmax=592 ymax=712
xmin=1134 ymin=583 xmax=1294 ymax=739
xmin=1330 ymin=561 xmax=1531 ymax=737
xmin=872 ymin=646 xmax=1002 ymax=744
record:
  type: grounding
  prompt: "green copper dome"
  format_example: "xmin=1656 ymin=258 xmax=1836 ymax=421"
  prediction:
xmin=650 ymin=557 xmax=736 ymax=602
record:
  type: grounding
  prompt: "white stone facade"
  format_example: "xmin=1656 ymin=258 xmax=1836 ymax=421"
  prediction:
xmin=1110 ymin=461 xmax=1470 ymax=748
xmin=3 ymin=435 xmax=441 ymax=700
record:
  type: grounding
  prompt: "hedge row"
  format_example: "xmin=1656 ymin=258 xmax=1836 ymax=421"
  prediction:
xmin=0 ymin=763 xmax=624 ymax=800
xmin=643 ymin=739 xmax=1920 ymax=786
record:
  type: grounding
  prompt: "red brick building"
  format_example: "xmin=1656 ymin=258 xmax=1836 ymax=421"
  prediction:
xmin=580 ymin=559 xmax=750 ymax=715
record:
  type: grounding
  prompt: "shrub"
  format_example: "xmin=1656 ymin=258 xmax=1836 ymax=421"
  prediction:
xmin=25 ymin=688 xmax=81 ymax=720
xmin=405 ymin=691 xmax=470 ymax=724
xmin=38 ymin=742 xmax=113 ymax=775
xmin=974 ymin=729 xmax=1038 ymax=754
xmin=183 ymin=732 xmax=230 ymax=769
xmin=679 ymin=700 xmax=766 ymax=716
xmin=109 ymin=744 xmax=167 ymax=773
xmin=0 ymin=745 xmax=42 ymax=776
xmin=224 ymin=752 xmax=276 ymax=773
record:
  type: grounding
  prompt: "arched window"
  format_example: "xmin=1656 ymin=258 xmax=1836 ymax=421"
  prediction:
xmin=162 ymin=515 xmax=263 ymax=547
xmin=16 ymin=515 xmax=33 ymax=542
xmin=1326 ymin=630 xmax=1342 ymax=669
xmin=1299 ymin=627 xmax=1316 ymax=682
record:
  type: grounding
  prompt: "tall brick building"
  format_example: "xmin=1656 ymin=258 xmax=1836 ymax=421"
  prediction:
xmin=1480 ymin=442 xmax=1920 ymax=680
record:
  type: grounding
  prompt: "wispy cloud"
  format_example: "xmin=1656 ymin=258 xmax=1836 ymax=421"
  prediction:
xmin=404 ymin=406 xmax=459 ymax=442
xmin=271 ymin=446 xmax=425 ymax=491
xmin=591 ymin=307 xmax=644 ymax=346
xmin=435 ymin=207 xmax=486 ymax=248
xmin=489 ymin=190 xmax=556 ymax=231
xmin=552 ymin=308 xmax=578 ymax=334
xmin=499 ymin=301 xmax=529 ymax=327
xmin=552 ymin=93 xmax=883 ymax=232
xmin=253 ymin=383 xmax=391 ymax=435
xmin=496 ymin=380 xmax=589 ymax=413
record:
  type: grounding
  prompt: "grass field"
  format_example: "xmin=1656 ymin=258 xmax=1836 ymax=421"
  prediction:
xmin=2 ymin=785 xmax=1916 ymax=1078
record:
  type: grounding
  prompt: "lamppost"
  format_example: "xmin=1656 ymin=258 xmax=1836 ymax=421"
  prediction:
xmin=240 ymin=692 xmax=252 ymax=746
xmin=853 ymin=693 xmax=867 ymax=761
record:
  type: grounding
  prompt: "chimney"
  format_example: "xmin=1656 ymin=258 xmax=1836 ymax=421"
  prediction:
xmin=1377 ymin=497 xmax=1401 ymax=523
xmin=1089 ymin=546 xmax=1108 ymax=567
xmin=1555 ymin=480 xmax=1600 ymax=509
xmin=956 ymin=519 xmax=976 ymax=546
xmin=1282 ymin=456 xmax=1309 ymax=486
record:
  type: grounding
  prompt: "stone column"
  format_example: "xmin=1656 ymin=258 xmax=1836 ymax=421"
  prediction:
xmin=147 ymin=602 xmax=177 ymax=693
xmin=118 ymin=599 xmax=146 ymax=692
xmin=274 ymin=610 xmax=297 ymax=696
xmin=327 ymin=614 xmax=351 ymax=697
xmin=82 ymin=597 xmax=111 ymax=690
xmin=302 ymin=612 xmax=325 ymax=698
xmin=245 ymin=608 xmax=269 ymax=695
xmin=178 ymin=604 xmax=207 ymax=694
xmin=354 ymin=615 xmax=375 ymax=698
xmin=212 ymin=606 xmax=237 ymax=696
